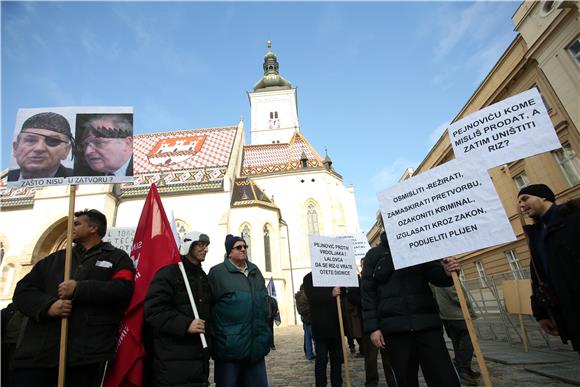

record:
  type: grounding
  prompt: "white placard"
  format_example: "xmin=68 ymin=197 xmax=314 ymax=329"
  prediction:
xmin=334 ymin=233 xmax=371 ymax=265
xmin=309 ymin=235 xmax=358 ymax=287
xmin=103 ymin=227 xmax=136 ymax=255
xmin=449 ymin=88 xmax=561 ymax=169
xmin=377 ymin=159 xmax=515 ymax=269
xmin=6 ymin=106 xmax=134 ymax=188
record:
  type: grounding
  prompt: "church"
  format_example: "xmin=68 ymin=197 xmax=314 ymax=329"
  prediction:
xmin=0 ymin=42 xmax=362 ymax=324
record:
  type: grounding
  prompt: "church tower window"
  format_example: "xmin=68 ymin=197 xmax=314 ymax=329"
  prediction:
xmin=263 ymin=224 xmax=272 ymax=272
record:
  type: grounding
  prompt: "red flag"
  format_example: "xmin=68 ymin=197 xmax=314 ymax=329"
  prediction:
xmin=103 ymin=184 xmax=181 ymax=387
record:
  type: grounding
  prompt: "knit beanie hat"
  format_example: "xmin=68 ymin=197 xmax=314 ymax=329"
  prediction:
xmin=518 ymin=184 xmax=555 ymax=203
xmin=225 ymin=234 xmax=245 ymax=257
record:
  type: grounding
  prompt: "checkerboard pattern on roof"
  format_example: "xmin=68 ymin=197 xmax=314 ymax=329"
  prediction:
xmin=242 ymin=133 xmax=322 ymax=175
xmin=134 ymin=127 xmax=237 ymax=174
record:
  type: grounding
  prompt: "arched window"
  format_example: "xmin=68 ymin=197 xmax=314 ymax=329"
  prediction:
xmin=307 ymin=203 xmax=320 ymax=235
xmin=263 ymin=224 xmax=272 ymax=272
xmin=1 ymin=264 xmax=16 ymax=295
xmin=241 ymin=224 xmax=252 ymax=260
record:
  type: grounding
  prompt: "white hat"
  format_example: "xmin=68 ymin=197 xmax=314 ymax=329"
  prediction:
xmin=179 ymin=231 xmax=210 ymax=256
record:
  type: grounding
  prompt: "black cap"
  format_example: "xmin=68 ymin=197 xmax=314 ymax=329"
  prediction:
xmin=518 ymin=184 xmax=556 ymax=203
xmin=21 ymin=112 xmax=72 ymax=137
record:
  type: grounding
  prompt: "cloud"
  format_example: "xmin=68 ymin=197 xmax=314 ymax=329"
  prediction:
xmin=372 ymin=158 xmax=418 ymax=191
xmin=427 ymin=120 xmax=450 ymax=148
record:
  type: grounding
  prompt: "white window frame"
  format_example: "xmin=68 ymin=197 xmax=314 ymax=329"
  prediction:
xmin=475 ymin=261 xmax=488 ymax=287
xmin=505 ymin=249 xmax=524 ymax=280
xmin=513 ymin=172 xmax=529 ymax=190
xmin=568 ymin=37 xmax=580 ymax=68
xmin=553 ymin=143 xmax=580 ymax=186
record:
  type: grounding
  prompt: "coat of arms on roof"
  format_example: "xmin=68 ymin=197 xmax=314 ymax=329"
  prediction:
xmin=147 ymin=135 xmax=207 ymax=166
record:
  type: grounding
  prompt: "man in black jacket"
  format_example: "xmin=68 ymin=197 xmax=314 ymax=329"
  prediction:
xmin=361 ymin=231 xmax=460 ymax=387
xmin=303 ymin=272 xmax=343 ymax=387
xmin=11 ymin=209 xmax=135 ymax=387
xmin=144 ymin=231 xmax=212 ymax=387
xmin=518 ymin=184 xmax=580 ymax=354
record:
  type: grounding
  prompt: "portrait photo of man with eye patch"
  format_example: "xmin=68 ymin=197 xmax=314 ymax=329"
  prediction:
xmin=8 ymin=112 xmax=75 ymax=182
xmin=74 ymin=113 xmax=134 ymax=178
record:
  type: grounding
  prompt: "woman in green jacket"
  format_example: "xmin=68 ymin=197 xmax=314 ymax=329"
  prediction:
xmin=208 ymin=234 xmax=271 ymax=387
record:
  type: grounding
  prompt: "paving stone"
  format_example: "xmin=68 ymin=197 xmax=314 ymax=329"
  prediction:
xmin=526 ymin=362 xmax=580 ymax=386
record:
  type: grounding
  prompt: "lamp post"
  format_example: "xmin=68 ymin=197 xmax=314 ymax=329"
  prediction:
xmin=279 ymin=217 xmax=297 ymax=325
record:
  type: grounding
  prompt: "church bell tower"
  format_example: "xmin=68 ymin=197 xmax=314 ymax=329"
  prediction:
xmin=248 ymin=41 xmax=300 ymax=145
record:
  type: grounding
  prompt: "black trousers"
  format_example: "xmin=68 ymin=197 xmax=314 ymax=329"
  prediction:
xmin=443 ymin=319 xmax=474 ymax=370
xmin=386 ymin=329 xmax=460 ymax=387
xmin=314 ymin=337 xmax=343 ymax=387
xmin=363 ymin=334 xmax=396 ymax=387
xmin=10 ymin=362 xmax=106 ymax=387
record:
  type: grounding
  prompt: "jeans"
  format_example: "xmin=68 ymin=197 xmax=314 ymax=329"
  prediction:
xmin=314 ymin=338 xmax=343 ymax=387
xmin=214 ymin=358 xmax=268 ymax=387
xmin=304 ymin=323 xmax=315 ymax=359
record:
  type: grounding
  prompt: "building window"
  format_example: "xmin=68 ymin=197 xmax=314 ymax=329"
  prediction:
xmin=307 ymin=203 xmax=320 ymax=235
xmin=1 ymin=264 xmax=15 ymax=295
xmin=0 ymin=241 xmax=4 ymax=266
xmin=475 ymin=261 xmax=487 ymax=287
xmin=568 ymin=37 xmax=580 ymax=68
xmin=532 ymin=85 xmax=551 ymax=112
xmin=263 ymin=224 xmax=272 ymax=272
xmin=513 ymin=172 xmax=529 ymax=190
xmin=505 ymin=250 xmax=524 ymax=280
xmin=241 ymin=224 xmax=252 ymax=260
xmin=553 ymin=143 xmax=580 ymax=186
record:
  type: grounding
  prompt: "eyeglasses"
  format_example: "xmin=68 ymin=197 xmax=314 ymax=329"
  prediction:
xmin=81 ymin=138 xmax=118 ymax=151
xmin=233 ymin=245 xmax=248 ymax=251
xmin=19 ymin=132 xmax=69 ymax=148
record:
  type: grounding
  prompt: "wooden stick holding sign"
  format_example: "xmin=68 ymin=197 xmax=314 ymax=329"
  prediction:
xmin=335 ymin=292 xmax=352 ymax=387
xmin=450 ymin=269 xmax=493 ymax=387
xmin=58 ymin=184 xmax=77 ymax=387
xmin=178 ymin=262 xmax=208 ymax=348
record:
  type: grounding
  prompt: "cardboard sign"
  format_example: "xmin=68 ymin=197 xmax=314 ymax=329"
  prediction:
xmin=6 ymin=106 xmax=134 ymax=188
xmin=502 ymin=279 xmax=533 ymax=315
xmin=449 ymin=88 xmax=560 ymax=169
xmin=309 ymin=235 xmax=358 ymax=287
xmin=334 ymin=233 xmax=371 ymax=265
xmin=103 ymin=227 xmax=137 ymax=255
xmin=377 ymin=159 xmax=515 ymax=269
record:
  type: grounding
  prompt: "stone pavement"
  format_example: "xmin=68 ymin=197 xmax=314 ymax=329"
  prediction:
xmin=209 ymin=325 xmax=579 ymax=386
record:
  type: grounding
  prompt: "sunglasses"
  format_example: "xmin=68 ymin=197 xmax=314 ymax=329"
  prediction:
xmin=233 ymin=245 xmax=248 ymax=251
xmin=19 ymin=131 xmax=70 ymax=148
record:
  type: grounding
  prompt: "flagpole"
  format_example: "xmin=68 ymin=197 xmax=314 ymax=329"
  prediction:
xmin=178 ymin=262 xmax=208 ymax=348
xmin=58 ymin=184 xmax=77 ymax=387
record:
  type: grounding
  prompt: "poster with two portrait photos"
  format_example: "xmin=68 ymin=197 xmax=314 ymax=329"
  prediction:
xmin=6 ymin=106 xmax=134 ymax=188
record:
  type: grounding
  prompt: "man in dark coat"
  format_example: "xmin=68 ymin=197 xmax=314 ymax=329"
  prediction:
xmin=295 ymin=284 xmax=315 ymax=360
xmin=11 ymin=209 xmax=135 ymax=387
xmin=361 ymin=231 xmax=460 ymax=387
xmin=518 ymin=184 xmax=580 ymax=354
xmin=303 ymin=272 xmax=343 ymax=387
xmin=8 ymin=112 xmax=74 ymax=181
xmin=144 ymin=231 xmax=212 ymax=387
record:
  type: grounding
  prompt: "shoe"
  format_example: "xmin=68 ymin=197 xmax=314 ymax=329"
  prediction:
xmin=349 ymin=347 xmax=356 ymax=354
xmin=458 ymin=371 xmax=479 ymax=386
xmin=466 ymin=369 xmax=481 ymax=378
xmin=271 ymin=345 xmax=276 ymax=350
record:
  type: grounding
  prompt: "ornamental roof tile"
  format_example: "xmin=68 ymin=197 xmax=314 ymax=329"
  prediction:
xmin=241 ymin=132 xmax=323 ymax=176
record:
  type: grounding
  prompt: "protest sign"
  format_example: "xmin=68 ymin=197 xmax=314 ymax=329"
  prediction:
xmin=309 ymin=235 xmax=358 ymax=287
xmin=6 ymin=106 xmax=134 ymax=188
xmin=377 ymin=158 xmax=515 ymax=269
xmin=334 ymin=233 xmax=371 ymax=265
xmin=103 ymin=227 xmax=137 ymax=255
xmin=448 ymin=88 xmax=560 ymax=169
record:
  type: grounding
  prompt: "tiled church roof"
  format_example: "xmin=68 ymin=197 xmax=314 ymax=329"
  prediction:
xmin=231 ymin=177 xmax=278 ymax=210
xmin=121 ymin=126 xmax=237 ymax=197
xmin=241 ymin=132 xmax=323 ymax=176
xmin=0 ymin=175 xmax=38 ymax=208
